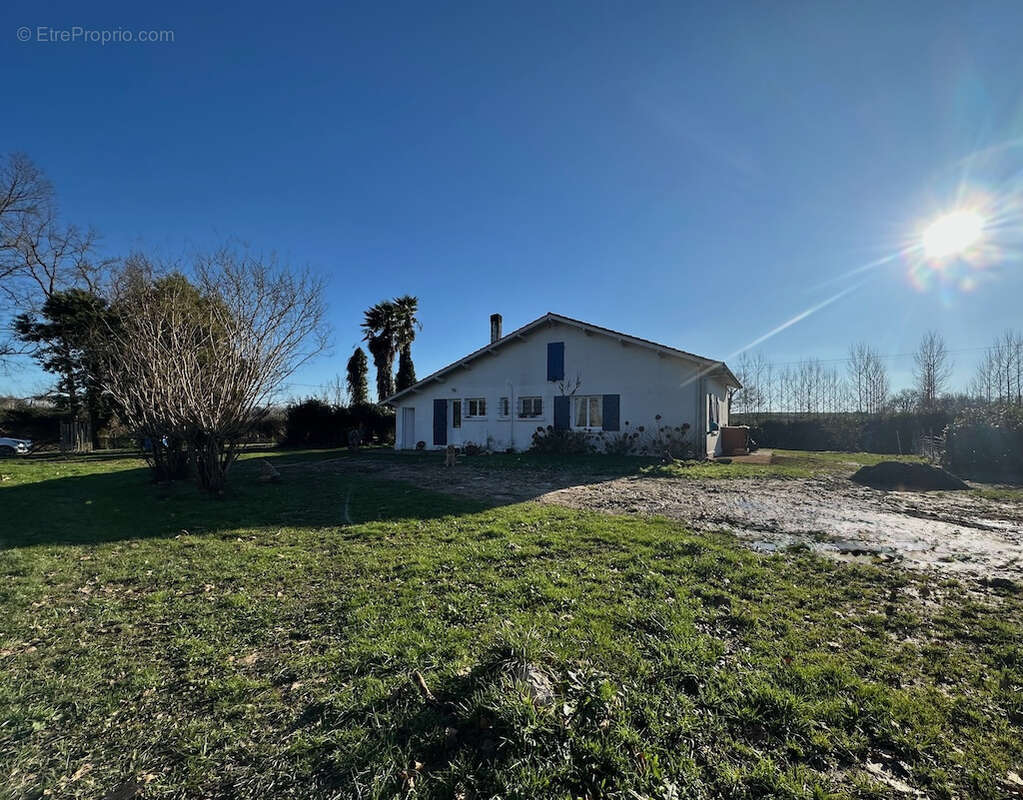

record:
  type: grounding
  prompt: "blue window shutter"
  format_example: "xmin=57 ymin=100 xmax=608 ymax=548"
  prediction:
xmin=547 ymin=342 xmax=565 ymax=381
xmin=602 ymin=394 xmax=620 ymax=431
xmin=432 ymin=399 xmax=447 ymax=446
xmin=553 ymin=396 xmax=570 ymax=430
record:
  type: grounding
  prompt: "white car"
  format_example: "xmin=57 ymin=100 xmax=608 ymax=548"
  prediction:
xmin=0 ymin=437 xmax=32 ymax=456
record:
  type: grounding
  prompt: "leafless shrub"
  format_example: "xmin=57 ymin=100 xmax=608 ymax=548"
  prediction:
xmin=101 ymin=249 xmax=328 ymax=492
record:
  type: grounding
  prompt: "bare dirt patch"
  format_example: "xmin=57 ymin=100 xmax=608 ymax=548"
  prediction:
xmin=541 ymin=475 xmax=1022 ymax=582
xmin=300 ymin=455 xmax=1023 ymax=584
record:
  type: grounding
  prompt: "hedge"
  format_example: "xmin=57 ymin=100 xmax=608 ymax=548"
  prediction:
xmin=733 ymin=412 xmax=952 ymax=454
xmin=283 ymin=399 xmax=394 ymax=447
xmin=944 ymin=405 xmax=1023 ymax=481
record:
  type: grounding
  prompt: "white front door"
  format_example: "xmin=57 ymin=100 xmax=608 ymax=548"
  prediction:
xmin=401 ymin=407 xmax=416 ymax=449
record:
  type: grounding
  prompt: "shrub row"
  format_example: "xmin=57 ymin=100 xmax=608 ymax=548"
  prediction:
xmin=530 ymin=419 xmax=693 ymax=458
xmin=0 ymin=405 xmax=65 ymax=444
xmin=944 ymin=405 xmax=1023 ymax=481
xmin=733 ymin=412 xmax=952 ymax=454
xmin=283 ymin=399 xmax=394 ymax=447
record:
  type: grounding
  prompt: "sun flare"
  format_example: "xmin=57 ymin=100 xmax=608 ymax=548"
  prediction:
xmin=921 ymin=209 xmax=984 ymax=259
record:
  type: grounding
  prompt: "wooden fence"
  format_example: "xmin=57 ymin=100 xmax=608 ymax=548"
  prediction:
xmin=59 ymin=420 xmax=93 ymax=453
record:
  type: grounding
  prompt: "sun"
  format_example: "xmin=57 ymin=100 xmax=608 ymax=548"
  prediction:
xmin=921 ymin=209 xmax=984 ymax=259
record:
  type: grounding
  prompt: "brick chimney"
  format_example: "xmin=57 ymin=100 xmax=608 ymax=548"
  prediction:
xmin=490 ymin=313 xmax=503 ymax=343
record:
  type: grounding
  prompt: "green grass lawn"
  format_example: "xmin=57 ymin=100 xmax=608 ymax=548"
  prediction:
xmin=318 ymin=446 xmax=925 ymax=481
xmin=641 ymin=450 xmax=926 ymax=480
xmin=969 ymin=485 xmax=1023 ymax=502
xmin=1 ymin=452 xmax=1020 ymax=799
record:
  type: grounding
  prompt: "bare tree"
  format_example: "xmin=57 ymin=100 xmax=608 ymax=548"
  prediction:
xmin=972 ymin=330 xmax=1023 ymax=406
xmin=913 ymin=331 xmax=952 ymax=409
xmin=320 ymin=373 xmax=347 ymax=406
xmin=992 ymin=330 xmax=1022 ymax=406
xmin=770 ymin=357 xmax=846 ymax=416
xmin=866 ymin=352 xmax=889 ymax=414
xmin=731 ymin=351 xmax=774 ymax=416
xmin=848 ymin=343 xmax=889 ymax=414
xmin=0 ymin=153 xmax=107 ymax=366
xmin=0 ymin=154 xmax=50 ymax=360
xmin=101 ymin=250 xmax=329 ymax=492
xmin=848 ymin=344 xmax=869 ymax=413
xmin=759 ymin=358 xmax=775 ymax=413
xmin=0 ymin=153 xmax=52 ymax=261
xmin=971 ymin=346 xmax=999 ymax=403
xmin=731 ymin=352 xmax=755 ymax=415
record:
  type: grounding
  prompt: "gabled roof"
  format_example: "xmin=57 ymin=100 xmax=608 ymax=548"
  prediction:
xmin=382 ymin=312 xmax=741 ymax=405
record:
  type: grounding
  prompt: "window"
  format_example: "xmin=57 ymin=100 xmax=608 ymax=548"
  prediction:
xmin=465 ymin=397 xmax=487 ymax=418
xmin=708 ymin=394 xmax=719 ymax=431
xmin=452 ymin=399 xmax=461 ymax=429
xmin=573 ymin=395 xmax=603 ymax=429
xmin=547 ymin=342 xmax=565 ymax=381
xmin=518 ymin=396 xmax=543 ymax=418
xmin=498 ymin=397 xmax=510 ymax=418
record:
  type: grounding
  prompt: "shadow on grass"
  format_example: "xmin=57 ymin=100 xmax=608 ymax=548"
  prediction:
xmin=16 ymin=449 xmax=141 ymax=463
xmin=0 ymin=443 xmax=821 ymax=552
xmin=1 ymin=445 xmax=670 ymax=550
xmin=4 ymin=444 xmax=912 ymax=551
xmin=0 ymin=453 xmax=487 ymax=550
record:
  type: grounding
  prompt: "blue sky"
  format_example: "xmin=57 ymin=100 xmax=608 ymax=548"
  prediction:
xmin=3 ymin=1 xmax=1022 ymax=398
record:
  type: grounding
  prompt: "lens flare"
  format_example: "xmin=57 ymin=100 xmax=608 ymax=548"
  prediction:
xmin=708 ymin=139 xmax=1021 ymax=370
xmin=921 ymin=210 xmax=984 ymax=259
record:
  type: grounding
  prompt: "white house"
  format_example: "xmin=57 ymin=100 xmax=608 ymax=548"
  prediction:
xmin=384 ymin=312 xmax=741 ymax=457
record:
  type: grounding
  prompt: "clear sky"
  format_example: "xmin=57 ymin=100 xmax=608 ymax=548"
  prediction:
xmin=3 ymin=1 xmax=1022 ymax=399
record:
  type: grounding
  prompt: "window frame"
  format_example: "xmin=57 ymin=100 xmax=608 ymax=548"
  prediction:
xmin=517 ymin=396 xmax=544 ymax=419
xmin=465 ymin=397 xmax=487 ymax=419
xmin=497 ymin=397 xmax=510 ymax=419
xmin=452 ymin=398 xmax=461 ymax=429
xmin=571 ymin=395 xmax=604 ymax=430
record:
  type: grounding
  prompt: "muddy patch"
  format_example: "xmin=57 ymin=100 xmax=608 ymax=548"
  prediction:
xmin=297 ymin=455 xmax=1023 ymax=583
xmin=540 ymin=475 xmax=1022 ymax=582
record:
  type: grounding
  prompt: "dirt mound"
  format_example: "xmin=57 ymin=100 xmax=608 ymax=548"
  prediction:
xmin=851 ymin=461 xmax=968 ymax=491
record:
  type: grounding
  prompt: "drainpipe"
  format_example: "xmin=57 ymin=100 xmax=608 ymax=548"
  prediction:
xmin=507 ymin=378 xmax=514 ymax=451
xmin=698 ymin=376 xmax=707 ymax=459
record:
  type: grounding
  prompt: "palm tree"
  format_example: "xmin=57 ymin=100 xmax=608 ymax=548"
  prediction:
xmin=392 ymin=294 xmax=421 ymax=392
xmin=362 ymin=301 xmax=398 ymax=402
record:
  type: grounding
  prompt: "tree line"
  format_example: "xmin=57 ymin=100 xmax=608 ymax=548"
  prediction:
xmin=732 ymin=330 xmax=1021 ymax=417
xmin=970 ymin=330 xmax=1023 ymax=406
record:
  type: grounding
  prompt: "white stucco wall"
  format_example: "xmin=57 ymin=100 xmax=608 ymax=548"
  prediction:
xmin=393 ymin=320 xmax=734 ymax=456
